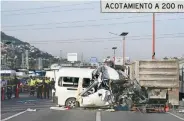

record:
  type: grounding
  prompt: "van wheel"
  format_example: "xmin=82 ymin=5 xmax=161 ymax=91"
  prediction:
xmin=65 ymin=98 xmax=79 ymax=108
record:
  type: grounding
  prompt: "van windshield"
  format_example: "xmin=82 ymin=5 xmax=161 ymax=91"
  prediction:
xmin=82 ymin=78 xmax=91 ymax=88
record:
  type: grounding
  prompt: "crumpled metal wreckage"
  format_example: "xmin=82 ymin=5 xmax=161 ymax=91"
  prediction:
xmin=78 ymin=65 xmax=148 ymax=109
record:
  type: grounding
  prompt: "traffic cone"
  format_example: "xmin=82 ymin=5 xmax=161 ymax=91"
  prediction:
xmin=16 ymin=84 xmax=19 ymax=98
xmin=165 ymin=105 xmax=169 ymax=112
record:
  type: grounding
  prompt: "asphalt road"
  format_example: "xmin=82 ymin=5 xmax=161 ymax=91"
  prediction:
xmin=1 ymin=109 xmax=184 ymax=121
xmin=1 ymin=93 xmax=184 ymax=121
xmin=1 ymin=93 xmax=54 ymax=120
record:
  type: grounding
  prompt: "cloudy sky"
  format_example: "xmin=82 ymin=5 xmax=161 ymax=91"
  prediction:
xmin=1 ymin=1 xmax=184 ymax=62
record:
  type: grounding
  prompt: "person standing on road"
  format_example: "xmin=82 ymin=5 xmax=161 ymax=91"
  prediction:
xmin=36 ymin=77 xmax=43 ymax=99
xmin=29 ymin=76 xmax=36 ymax=96
xmin=13 ymin=76 xmax=19 ymax=98
xmin=44 ymin=77 xmax=50 ymax=99
xmin=1 ymin=77 xmax=7 ymax=100
xmin=1 ymin=77 xmax=7 ymax=87
xmin=50 ymin=78 xmax=55 ymax=90
xmin=43 ymin=78 xmax=47 ymax=99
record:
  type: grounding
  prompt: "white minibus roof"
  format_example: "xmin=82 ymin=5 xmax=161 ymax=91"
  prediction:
xmin=57 ymin=68 xmax=95 ymax=78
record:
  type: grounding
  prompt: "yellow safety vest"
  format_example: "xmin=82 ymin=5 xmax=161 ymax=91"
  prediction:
xmin=29 ymin=79 xmax=35 ymax=86
xmin=36 ymin=79 xmax=42 ymax=83
xmin=45 ymin=80 xmax=50 ymax=84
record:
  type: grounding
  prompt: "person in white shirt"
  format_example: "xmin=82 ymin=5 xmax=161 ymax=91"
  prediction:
xmin=1 ymin=77 xmax=7 ymax=87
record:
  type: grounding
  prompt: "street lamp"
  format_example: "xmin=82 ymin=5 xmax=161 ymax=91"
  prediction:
xmin=120 ymin=32 xmax=128 ymax=66
xmin=109 ymin=32 xmax=128 ymax=66
xmin=112 ymin=47 xmax=117 ymax=68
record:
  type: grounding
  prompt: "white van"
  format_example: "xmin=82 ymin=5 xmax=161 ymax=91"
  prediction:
xmin=53 ymin=67 xmax=95 ymax=107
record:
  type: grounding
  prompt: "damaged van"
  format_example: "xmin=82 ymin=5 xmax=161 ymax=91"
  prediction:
xmin=53 ymin=68 xmax=95 ymax=107
xmin=53 ymin=66 xmax=148 ymax=108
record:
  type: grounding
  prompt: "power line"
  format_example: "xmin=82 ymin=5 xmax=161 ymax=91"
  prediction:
xmin=30 ymin=35 xmax=184 ymax=44
xmin=3 ymin=13 xmax=176 ymax=28
xmin=3 ymin=17 xmax=184 ymax=31
xmin=2 ymin=7 xmax=95 ymax=16
xmin=28 ymin=34 xmax=184 ymax=44
xmin=2 ymin=14 xmax=151 ymax=28
xmin=1 ymin=2 xmax=97 ymax=12
xmin=29 ymin=33 xmax=184 ymax=43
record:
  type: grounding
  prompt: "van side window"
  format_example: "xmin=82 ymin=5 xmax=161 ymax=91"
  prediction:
xmin=62 ymin=77 xmax=79 ymax=87
xmin=63 ymin=77 xmax=72 ymax=83
xmin=82 ymin=78 xmax=91 ymax=88
xmin=58 ymin=77 xmax=62 ymax=86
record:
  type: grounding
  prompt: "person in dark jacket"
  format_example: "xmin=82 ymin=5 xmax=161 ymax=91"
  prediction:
xmin=36 ymin=77 xmax=43 ymax=99
xmin=43 ymin=78 xmax=50 ymax=99
xmin=13 ymin=76 xmax=20 ymax=98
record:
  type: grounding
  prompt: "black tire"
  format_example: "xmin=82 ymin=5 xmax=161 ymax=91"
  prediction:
xmin=65 ymin=98 xmax=79 ymax=108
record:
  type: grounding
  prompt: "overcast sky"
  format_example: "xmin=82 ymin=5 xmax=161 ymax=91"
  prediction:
xmin=1 ymin=1 xmax=184 ymax=62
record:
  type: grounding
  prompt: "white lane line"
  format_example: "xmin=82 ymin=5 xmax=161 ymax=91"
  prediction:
xmin=167 ymin=112 xmax=184 ymax=121
xmin=50 ymin=107 xmax=67 ymax=110
xmin=1 ymin=110 xmax=27 ymax=121
xmin=96 ymin=112 xmax=101 ymax=121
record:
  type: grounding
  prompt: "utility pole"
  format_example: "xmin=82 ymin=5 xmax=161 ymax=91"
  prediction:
xmin=21 ymin=53 xmax=25 ymax=69
xmin=4 ymin=54 xmax=7 ymax=67
xmin=14 ymin=56 xmax=17 ymax=69
xmin=38 ymin=57 xmax=43 ymax=70
xmin=152 ymin=13 xmax=155 ymax=60
xmin=112 ymin=47 xmax=117 ymax=68
xmin=123 ymin=36 xmax=125 ymax=66
xmin=120 ymin=32 xmax=128 ymax=66
xmin=25 ymin=50 xmax=29 ymax=70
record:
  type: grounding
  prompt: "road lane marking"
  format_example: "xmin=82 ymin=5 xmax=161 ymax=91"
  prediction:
xmin=50 ymin=107 xmax=67 ymax=110
xmin=167 ymin=112 xmax=184 ymax=121
xmin=1 ymin=110 xmax=27 ymax=121
xmin=96 ymin=112 xmax=101 ymax=121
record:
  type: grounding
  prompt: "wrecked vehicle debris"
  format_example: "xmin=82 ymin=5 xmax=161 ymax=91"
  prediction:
xmin=77 ymin=65 xmax=148 ymax=108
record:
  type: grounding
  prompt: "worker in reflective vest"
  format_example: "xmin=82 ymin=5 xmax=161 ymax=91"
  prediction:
xmin=29 ymin=77 xmax=36 ymax=96
xmin=36 ymin=77 xmax=43 ymax=99
xmin=43 ymin=77 xmax=50 ymax=99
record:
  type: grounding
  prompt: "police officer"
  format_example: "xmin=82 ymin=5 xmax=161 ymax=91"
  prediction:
xmin=50 ymin=78 xmax=55 ymax=91
xmin=36 ymin=77 xmax=43 ymax=99
xmin=43 ymin=78 xmax=46 ymax=99
xmin=13 ymin=76 xmax=19 ymax=98
xmin=44 ymin=77 xmax=50 ymax=99
xmin=29 ymin=77 xmax=35 ymax=96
